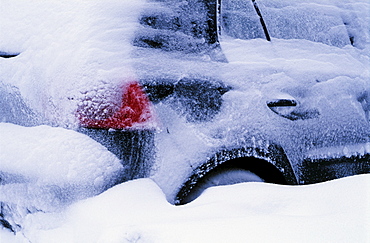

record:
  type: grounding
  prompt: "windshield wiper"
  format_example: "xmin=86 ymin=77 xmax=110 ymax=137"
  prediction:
xmin=251 ymin=0 xmax=271 ymax=41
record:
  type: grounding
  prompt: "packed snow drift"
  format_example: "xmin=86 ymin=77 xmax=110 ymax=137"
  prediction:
xmin=0 ymin=123 xmax=124 ymax=232
xmin=1 ymin=171 xmax=369 ymax=242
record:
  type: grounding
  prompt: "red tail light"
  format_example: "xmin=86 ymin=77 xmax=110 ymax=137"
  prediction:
xmin=78 ymin=82 xmax=154 ymax=129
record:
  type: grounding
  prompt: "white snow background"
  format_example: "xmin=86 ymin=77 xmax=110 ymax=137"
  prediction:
xmin=0 ymin=0 xmax=370 ymax=242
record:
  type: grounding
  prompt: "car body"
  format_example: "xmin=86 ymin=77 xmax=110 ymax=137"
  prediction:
xmin=1 ymin=0 xmax=369 ymax=207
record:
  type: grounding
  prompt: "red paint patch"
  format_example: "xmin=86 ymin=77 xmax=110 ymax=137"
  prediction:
xmin=78 ymin=82 xmax=154 ymax=129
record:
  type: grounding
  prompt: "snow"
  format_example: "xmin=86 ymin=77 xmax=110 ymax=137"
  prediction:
xmin=0 ymin=123 xmax=123 ymax=231
xmin=1 ymin=0 xmax=369 ymax=131
xmin=0 ymin=124 xmax=122 ymax=184
xmin=1 ymin=174 xmax=369 ymax=242
xmin=1 ymin=0 xmax=370 ymax=242
xmin=0 ymin=126 xmax=369 ymax=242
xmin=0 ymin=0 xmax=146 ymax=127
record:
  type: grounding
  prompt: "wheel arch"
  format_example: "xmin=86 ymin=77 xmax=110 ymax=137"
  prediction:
xmin=175 ymin=143 xmax=298 ymax=204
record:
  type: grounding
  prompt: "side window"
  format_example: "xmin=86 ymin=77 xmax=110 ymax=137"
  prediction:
xmin=220 ymin=0 xmax=265 ymax=40
xmin=257 ymin=1 xmax=351 ymax=47
xmin=134 ymin=0 xmax=219 ymax=53
xmin=220 ymin=0 xmax=361 ymax=48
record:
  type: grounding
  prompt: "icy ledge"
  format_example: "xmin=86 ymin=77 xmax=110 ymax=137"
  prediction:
xmin=306 ymin=142 xmax=370 ymax=159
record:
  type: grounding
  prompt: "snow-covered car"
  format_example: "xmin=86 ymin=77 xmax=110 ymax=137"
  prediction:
xmin=1 ymin=0 xmax=369 ymax=214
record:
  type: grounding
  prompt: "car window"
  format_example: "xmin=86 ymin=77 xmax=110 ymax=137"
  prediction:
xmin=220 ymin=0 xmax=265 ymax=40
xmin=135 ymin=0 xmax=217 ymax=53
xmin=220 ymin=0 xmax=353 ymax=48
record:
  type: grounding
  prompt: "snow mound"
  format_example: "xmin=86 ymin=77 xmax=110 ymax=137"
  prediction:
xmin=9 ymin=174 xmax=369 ymax=243
xmin=0 ymin=123 xmax=123 ymax=230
